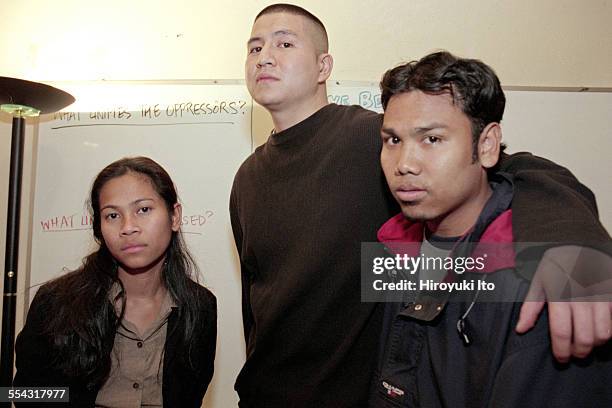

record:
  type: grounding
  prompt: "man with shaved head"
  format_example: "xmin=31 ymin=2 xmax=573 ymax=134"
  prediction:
xmin=230 ymin=4 xmax=611 ymax=407
xmin=244 ymin=4 xmax=331 ymax=129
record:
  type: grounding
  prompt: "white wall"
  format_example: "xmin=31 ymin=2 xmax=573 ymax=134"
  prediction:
xmin=1 ymin=0 xmax=611 ymax=86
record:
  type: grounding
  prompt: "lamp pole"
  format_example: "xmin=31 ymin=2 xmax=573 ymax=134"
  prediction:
xmin=1 ymin=105 xmax=33 ymax=387
xmin=0 ymin=78 xmax=74 ymax=392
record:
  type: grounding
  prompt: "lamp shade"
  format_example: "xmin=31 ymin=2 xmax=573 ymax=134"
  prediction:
xmin=0 ymin=76 xmax=75 ymax=115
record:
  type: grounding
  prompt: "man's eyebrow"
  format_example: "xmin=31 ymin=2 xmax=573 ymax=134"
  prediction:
xmin=412 ymin=123 xmax=448 ymax=135
xmin=247 ymin=36 xmax=262 ymax=46
xmin=380 ymin=123 xmax=448 ymax=138
xmin=247 ymin=30 xmax=298 ymax=46
xmin=273 ymin=29 xmax=297 ymax=37
xmin=380 ymin=126 xmax=398 ymax=137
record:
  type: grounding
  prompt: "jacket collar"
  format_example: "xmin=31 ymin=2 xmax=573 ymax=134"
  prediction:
xmin=378 ymin=173 xmax=516 ymax=274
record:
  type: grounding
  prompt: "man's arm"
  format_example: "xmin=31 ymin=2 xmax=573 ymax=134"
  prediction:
xmin=229 ymin=180 xmax=255 ymax=344
xmin=499 ymin=151 xmax=612 ymax=362
xmin=500 ymin=151 xmax=608 ymax=244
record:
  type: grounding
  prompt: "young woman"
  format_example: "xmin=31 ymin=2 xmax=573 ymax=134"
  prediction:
xmin=13 ymin=157 xmax=217 ymax=407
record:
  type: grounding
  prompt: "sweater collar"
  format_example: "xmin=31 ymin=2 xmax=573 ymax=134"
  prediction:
xmin=268 ymin=103 xmax=336 ymax=146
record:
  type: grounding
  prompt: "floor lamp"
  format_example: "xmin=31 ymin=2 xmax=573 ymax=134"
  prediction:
xmin=0 ymin=77 xmax=74 ymax=388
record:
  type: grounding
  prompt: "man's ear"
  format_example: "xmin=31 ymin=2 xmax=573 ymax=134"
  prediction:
xmin=317 ymin=53 xmax=333 ymax=83
xmin=171 ymin=203 xmax=182 ymax=232
xmin=478 ymin=123 xmax=502 ymax=169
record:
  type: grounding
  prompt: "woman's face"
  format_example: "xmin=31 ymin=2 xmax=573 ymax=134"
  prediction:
xmin=98 ymin=172 xmax=181 ymax=275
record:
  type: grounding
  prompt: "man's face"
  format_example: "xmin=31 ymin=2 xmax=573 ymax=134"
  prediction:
xmin=381 ymin=91 xmax=490 ymax=236
xmin=245 ymin=12 xmax=323 ymax=112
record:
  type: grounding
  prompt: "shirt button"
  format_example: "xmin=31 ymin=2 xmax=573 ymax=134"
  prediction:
xmin=133 ymin=382 xmax=140 ymax=389
xmin=137 ymin=341 xmax=143 ymax=348
xmin=414 ymin=304 xmax=423 ymax=311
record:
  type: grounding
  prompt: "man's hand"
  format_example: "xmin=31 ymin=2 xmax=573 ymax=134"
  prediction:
xmin=517 ymin=298 xmax=611 ymax=362
xmin=515 ymin=246 xmax=612 ymax=363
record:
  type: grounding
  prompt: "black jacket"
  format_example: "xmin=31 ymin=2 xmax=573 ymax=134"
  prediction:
xmin=13 ymin=280 xmax=217 ymax=408
xmin=370 ymin=177 xmax=612 ymax=407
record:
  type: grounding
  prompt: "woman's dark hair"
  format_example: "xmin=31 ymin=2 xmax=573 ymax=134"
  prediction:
xmin=40 ymin=156 xmax=202 ymax=389
xmin=380 ymin=51 xmax=507 ymax=160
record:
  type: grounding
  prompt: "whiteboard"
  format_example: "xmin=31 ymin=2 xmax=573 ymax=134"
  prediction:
xmin=30 ymin=82 xmax=251 ymax=408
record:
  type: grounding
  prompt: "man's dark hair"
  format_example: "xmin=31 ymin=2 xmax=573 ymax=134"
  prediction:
xmin=255 ymin=3 xmax=329 ymax=53
xmin=380 ymin=51 xmax=507 ymax=159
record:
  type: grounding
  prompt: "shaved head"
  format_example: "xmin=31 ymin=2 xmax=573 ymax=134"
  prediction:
xmin=255 ymin=3 xmax=329 ymax=54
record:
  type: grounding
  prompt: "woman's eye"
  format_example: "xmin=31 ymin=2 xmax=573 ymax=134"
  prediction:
xmin=138 ymin=207 xmax=151 ymax=214
xmin=425 ymin=136 xmax=441 ymax=144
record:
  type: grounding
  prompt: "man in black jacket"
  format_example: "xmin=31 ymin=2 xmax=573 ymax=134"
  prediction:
xmin=370 ymin=50 xmax=611 ymax=407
